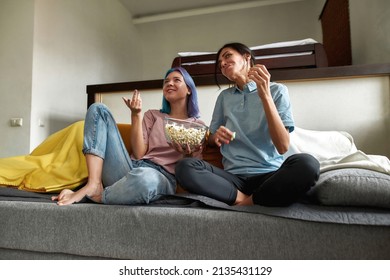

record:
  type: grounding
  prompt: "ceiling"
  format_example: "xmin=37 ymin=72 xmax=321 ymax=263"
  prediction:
xmin=119 ymin=0 xmax=305 ymax=24
xmin=120 ymin=0 xmax=240 ymax=17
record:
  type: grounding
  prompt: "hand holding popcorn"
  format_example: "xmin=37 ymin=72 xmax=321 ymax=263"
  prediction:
xmin=164 ymin=118 xmax=208 ymax=152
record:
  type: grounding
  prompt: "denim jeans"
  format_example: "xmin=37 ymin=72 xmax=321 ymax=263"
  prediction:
xmin=82 ymin=103 xmax=176 ymax=205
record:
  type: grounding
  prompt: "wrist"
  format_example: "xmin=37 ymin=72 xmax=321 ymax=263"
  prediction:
xmin=131 ymin=113 xmax=142 ymax=121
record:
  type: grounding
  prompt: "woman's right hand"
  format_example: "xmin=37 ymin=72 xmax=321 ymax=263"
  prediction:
xmin=212 ymin=126 xmax=235 ymax=147
xmin=123 ymin=89 xmax=142 ymax=115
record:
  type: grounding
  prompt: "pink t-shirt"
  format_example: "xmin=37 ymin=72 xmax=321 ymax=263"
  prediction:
xmin=138 ymin=110 xmax=204 ymax=174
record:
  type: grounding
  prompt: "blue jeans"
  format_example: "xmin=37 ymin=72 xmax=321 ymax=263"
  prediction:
xmin=82 ymin=103 xmax=176 ymax=205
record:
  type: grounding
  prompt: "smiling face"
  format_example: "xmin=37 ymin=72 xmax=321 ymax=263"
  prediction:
xmin=163 ymin=71 xmax=189 ymax=104
xmin=218 ymin=47 xmax=250 ymax=82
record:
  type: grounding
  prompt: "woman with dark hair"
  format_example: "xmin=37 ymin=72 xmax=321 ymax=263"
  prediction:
xmin=52 ymin=67 xmax=204 ymax=205
xmin=176 ymin=43 xmax=320 ymax=207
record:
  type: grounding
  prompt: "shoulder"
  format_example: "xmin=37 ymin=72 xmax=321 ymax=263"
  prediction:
xmin=221 ymin=86 xmax=236 ymax=95
xmin=217 ymin=86 xmax=236 ymax=102
xmin=144 ymin=109 xmax=166 ymax=118
xmin=145 ymin=109 xmax=161 ymax=115
xmin=270 ymin=82 xmax=289 ymax=100
xmin=143 ymin=110 xmax=167 ymax=126
xmin=193 ymin=118 xmax=207 ymax=126
xmin=270 ymin=82 xmax=288 ymax=93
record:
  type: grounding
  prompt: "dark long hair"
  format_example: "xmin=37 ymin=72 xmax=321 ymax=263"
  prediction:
xmin=214 ymin=42 xmax=255 ymax=88
xmin=160 ymin=67 xmax=201 ymax=118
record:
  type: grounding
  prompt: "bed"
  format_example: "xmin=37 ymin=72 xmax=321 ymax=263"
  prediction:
xmin=1 ymin=40 xmax=390 ymax=260
xmin=85 ymin=38 xmax=330 ymax=108
xmin=171 ymin=38 xmax=328 ymax=77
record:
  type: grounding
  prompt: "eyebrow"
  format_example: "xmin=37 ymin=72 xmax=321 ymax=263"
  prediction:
xmin=164 ymin=75 xmax=183 ymax=82
xmin=221 ymin=50 xmax=230 ymax=57
xmin=218 ymin=50 xmax=230 ymax=64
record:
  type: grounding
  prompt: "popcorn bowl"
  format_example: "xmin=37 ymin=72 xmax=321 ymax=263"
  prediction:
xmin=164 ymin=117 xmax=208 ymax=150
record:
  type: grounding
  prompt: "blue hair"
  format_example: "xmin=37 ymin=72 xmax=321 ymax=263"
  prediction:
xmin=160 ymin=67 xmax=201 ymax=118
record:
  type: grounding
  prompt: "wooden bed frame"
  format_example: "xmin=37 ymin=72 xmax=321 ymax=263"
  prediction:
xmin=86 ymin=40 xmax=390 ymax=109
xmin=87 ymin=42 xmax=330 ymax=106
xmin=171 ymin=43 xmax=328 ymax=76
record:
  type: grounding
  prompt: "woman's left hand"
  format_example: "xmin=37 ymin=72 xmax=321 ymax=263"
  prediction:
xmin=170 ymin=141 xmax=203 ymax=157
xmin=248 ymin=64 xmax=271 ymax=99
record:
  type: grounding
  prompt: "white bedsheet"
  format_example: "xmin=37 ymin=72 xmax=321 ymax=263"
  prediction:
xmin=178 ymin=38 xmax=318 ymax=58
xmin=286 ymin=127 xmax=390 ymax=174
xmin=250 ymin=38 xmax=317 ymax=50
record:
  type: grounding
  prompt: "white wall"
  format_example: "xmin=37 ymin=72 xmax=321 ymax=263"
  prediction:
xmin=0 ymin=0 xmax=142 ymax=157
xmin=30 ymin=0 xmax=142 ymax=151
xmin=285 ymin=76 xmax=390 ymax=157
xmin=0 ymin=0 xmax=34 ymax=156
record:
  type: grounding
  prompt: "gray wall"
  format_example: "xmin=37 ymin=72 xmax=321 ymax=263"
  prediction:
xmin=350 ymin=0 xmax=390 ymax=64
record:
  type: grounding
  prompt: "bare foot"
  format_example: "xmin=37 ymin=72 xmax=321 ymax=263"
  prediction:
xmin=51 ymin=182 xmax=103 ymax=205
xmin=234 ymin=194 xmax=254 ymax=206
xmin=85 ymin=182 xmax=104 ymax=203
xmin=233 ymin=191 xmax=253 ymax=206
xmin=52 ymin=189 xmax=85 ymax=205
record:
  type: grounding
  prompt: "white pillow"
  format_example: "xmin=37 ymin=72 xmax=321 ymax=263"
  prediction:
xmin=285 ymin=127 xmax=357 ymax=161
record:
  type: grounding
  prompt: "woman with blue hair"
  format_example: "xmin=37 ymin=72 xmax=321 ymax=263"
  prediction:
xmin=52 ymin=67 xmax=204 ymax=205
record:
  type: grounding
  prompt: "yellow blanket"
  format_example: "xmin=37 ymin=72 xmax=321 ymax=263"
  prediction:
xmin=0 ymin=121 xmax=88 ymax=193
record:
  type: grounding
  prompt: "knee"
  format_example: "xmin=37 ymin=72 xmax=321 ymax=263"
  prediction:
xmin=134 ymin=169 xmax=174 ymax=203
xmin=290 ymin=153 xmax=320 ymax=178
xmin=144 ymin=175 xmax=168 ymax=198
xmin=175 ymin=158 xmax=201 ymax=178
xmin=302 ymin=153 xmax=320 ymax=180
xmin=88 ymin=102 xmax=108 ymax=113
xmin=86 ymin=103 xmax=109 ymax=119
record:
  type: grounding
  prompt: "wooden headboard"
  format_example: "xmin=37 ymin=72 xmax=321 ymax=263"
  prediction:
xmin=86 ymin=38 xmax=389 ymax=112
xmin=171 ymin=43 xmax=328 ymax=77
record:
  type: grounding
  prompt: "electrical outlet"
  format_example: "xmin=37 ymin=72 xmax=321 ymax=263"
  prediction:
xmin=38 ymin=119 xmax=45 ymax=127
xmin=10 ymin=118 xmax=23 ymax=127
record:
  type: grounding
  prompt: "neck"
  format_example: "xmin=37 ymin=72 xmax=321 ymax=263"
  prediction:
xmin=169 ymin=106 xmax=188 ymax=120
xmin=233 ymin=65 xmax=250 ymax=90
xmin=235 ymin=75 xmax=250 ymax=90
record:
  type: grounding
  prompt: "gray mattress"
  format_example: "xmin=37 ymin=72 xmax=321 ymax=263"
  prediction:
xmin=1 ymin=187 xmax=390 ymax=260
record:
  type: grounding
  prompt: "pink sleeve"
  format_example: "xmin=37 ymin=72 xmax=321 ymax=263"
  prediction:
xmin=141 ymin=110 xmax=156 ymax=145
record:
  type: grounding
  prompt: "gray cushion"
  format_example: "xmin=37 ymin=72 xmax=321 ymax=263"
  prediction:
xmin=308 ymin=168 xmax=390 ymax=208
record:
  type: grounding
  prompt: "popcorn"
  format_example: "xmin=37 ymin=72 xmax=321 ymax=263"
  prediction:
xmin=164 ymin=118 xmax=208 ymax=150
xmin=231 ymin=132 xmax=236 ymax=141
